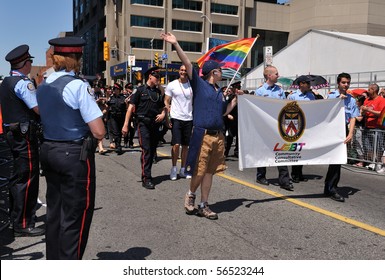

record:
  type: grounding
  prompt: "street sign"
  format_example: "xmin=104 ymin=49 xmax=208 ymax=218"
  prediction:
xmin=128 ymin=55 xmax=136 ymax=66
xmin=132 ymin=67 xmax=142 ymax=71
xmin=263 ymin=46 xmax=273 ymax=67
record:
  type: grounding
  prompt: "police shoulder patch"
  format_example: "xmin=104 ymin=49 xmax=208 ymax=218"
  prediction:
xmin=27 ymin=82 xmax=36 ymax=91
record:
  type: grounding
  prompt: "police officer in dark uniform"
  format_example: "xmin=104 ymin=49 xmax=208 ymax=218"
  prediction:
xmin=224 ymin=81 xmax=240 ymax=158
xmin=0 ymin=44 xmax=44 ymax=237
xmin=122 ymin=66 xmax=166 ymax=189
xmin=36 ymin=37 xmax=105 ymax=259
xmin=107 ymin=82 xmax=126 ymax=154
xmin=123 ymin=82 xmax=135 ymax=148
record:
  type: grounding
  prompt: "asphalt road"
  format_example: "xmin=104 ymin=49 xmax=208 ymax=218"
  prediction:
xmin=1 ymin=136 xmax=385 ymax=260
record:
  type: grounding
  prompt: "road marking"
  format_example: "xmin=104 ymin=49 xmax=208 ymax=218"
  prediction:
xmin=157 ymin=151 xmax=385 ymax=237
xmin=218 ymin=172 xmax=385 ymax=237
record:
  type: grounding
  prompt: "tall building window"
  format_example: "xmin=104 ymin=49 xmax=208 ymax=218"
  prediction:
xmin=172 ymin=41 xmax=201 ymax=52
xmin=251 ymin=29 xmax=288 ymax=67
xmin=212 ymin=24 xmax=238 ymax=35
xmin=131 ymin=15 xmax=163 ymax=29
xmin=172 ymin=0 xmax=202 ymax=11
xmin=172 ymin=20 xmax=202 ymax=32
xmin=131 ymin=0 xmax=164 ymax=6
xmin=131 ymin=37 xmax=163 ymax=50
xmin=211 ymin=3 xmax=238 ymax=15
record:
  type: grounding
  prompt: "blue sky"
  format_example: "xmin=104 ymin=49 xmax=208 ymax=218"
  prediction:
xmin=0 ymin=1 xmax=73 ymax=76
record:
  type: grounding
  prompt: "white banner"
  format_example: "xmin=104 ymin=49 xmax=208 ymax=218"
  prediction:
xmin=238 ymin=95 xmax=347 ymax=170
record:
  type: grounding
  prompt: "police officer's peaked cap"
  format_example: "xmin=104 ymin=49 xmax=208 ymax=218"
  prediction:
xmin=49 ymin=37 xmax=86 ymax=54
xmin=231 ymin=81 xmax=241 ymax=88
xmin=144 ymin=66 xmax=162 ymax=79
xmin=113 ymin=83 xmax=123 ymax=90
xmin=5 ymin=44 xmax=34 ymax=68
xmin=296 ymin=75 xmax=313 ymax=84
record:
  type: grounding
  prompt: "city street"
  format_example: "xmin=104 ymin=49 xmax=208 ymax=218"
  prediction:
xmin=1 ymin=136 xmax=385 ymax=260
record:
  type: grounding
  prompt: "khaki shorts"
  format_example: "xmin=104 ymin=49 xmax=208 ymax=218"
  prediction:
xmin=195 ymin=132 xmax=226 ymax=176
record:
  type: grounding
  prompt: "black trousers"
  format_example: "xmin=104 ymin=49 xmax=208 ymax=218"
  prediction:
xmin=124 ymin=118 xmax=135 ymax=145
xmin=108 ymin=115 xmax=125 ymax=148
xmin=40 ymin=141 xmax=96 ymax=260
xmin=137 ymin=121 xmax=160 ymax=182
xmin=4 ymin=128 xmax=39 ymax=230
xmin=291 ymin=165 xmax=304 ymax=178
xmin=324 ymin=164 xmax=341 ymax=194
xmin=257 ymin=166 xmax=290 ymax=186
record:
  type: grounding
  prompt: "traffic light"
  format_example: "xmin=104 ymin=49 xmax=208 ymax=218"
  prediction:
xmin=154 ymin=52 xmax=159 ymax=66
xmin=135 ymin=72 xmax=142 ymax=82
xmin=103 ymin=42 xmax=110 ymax=61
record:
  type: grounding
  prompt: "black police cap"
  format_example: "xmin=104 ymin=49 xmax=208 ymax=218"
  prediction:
xmin=231 ymin=81 xmax=241 ymax=88
xmin=113 ymin=83 xmax=123 ymax=90
xmin=144 ymin=66 xmax=163 ymax=79
xmin=5 ymin=44 xmax=34 ymax=66
xmin=49 ymin=37 xmax=86 ymax=54
xmin=296 ymin=75 xmax=313 ymax=84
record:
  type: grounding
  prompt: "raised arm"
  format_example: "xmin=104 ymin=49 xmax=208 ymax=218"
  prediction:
xmin=161 ymin=32 xmax=193 ymax=79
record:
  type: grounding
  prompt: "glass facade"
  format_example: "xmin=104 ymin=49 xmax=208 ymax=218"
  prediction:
xmin=131 ymin=15 xmax=163 ymax=28
xmin=82 ymin=25 xmax=98 ymax=76
xmin=131 ymin=0 xmax=163 ymax=6
xmin=251 ymin=29 xmax=289 ymax=66
xmin=212 ymin=24 xmax=238 ymax=35
xmin=172 ymin=41 xmax=201 ymax=52
xmin=211 ymin=3 xmax=238 ymax=15
xmin=172 ymin=0 xmax=202 ymax=11
xmin=131 ymin=37 xmax=164 ymax=50
xmin=172 ymin=20 xmax=202 ymax=32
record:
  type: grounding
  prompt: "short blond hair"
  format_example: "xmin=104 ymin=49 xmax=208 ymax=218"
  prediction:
xmin=263 ymin=66 xmax=276 ymax=80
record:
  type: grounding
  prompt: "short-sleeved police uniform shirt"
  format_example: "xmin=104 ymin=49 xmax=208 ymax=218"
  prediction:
xmin=328 ymin=90 xmax=359 ymax=123
xmin=255 ymin=82 xmax=286 ymax=99
xmin=130 ymin=85 xmax=164 ymax=119
xmin=288 ymin=89 xmax=316 ymax=101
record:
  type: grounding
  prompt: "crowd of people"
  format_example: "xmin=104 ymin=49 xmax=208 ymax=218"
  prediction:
xmin=1 ymin=33 xmax=385 ymax=259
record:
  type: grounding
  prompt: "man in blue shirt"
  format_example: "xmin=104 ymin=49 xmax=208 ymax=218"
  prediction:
xmin=254 ymin=66 xmax=293 ymax=191
xmin=324 ymin=72 xmax=359 ymax=202
xmin=161 ymin=32 xmax=237 ymax=220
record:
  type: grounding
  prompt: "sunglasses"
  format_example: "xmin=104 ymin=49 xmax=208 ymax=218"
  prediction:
xmin=26 ymin=59 xmax=33 ymax=64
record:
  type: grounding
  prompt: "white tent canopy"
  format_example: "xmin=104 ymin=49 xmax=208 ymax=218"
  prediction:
xmin=243 ymin=29 xmax=385 ymax=90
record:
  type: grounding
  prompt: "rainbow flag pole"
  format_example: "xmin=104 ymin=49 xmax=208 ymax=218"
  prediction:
xmin=197 ymin=35 xmax=260 ymax=92
xmin=225 ymin=35 xmax=259 ymax=91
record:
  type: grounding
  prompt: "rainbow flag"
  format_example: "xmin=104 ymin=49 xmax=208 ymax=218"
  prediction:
xmin=378 ymin=106 xmax=385 ymax=128
xmin=197 ymin=37 xmax=257 ymax=70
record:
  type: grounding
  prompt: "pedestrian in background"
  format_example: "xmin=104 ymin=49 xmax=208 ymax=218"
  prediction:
xmin=37 ymin=37 xmax=105 ymax=259
xmin=123 ymin=82 xmax=135 ymax=149
xmin=224 ymin=81 xmax=240 ymax=158
xmin=161 ymin=32 xmax=238 ymax=220
xmin=107 ymin=83 xmax=126 ymax=155
xmin=164 ymin=64 xmax=193 ymax=180
xmin=0 ymin=44 xmax=44 ymax=237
